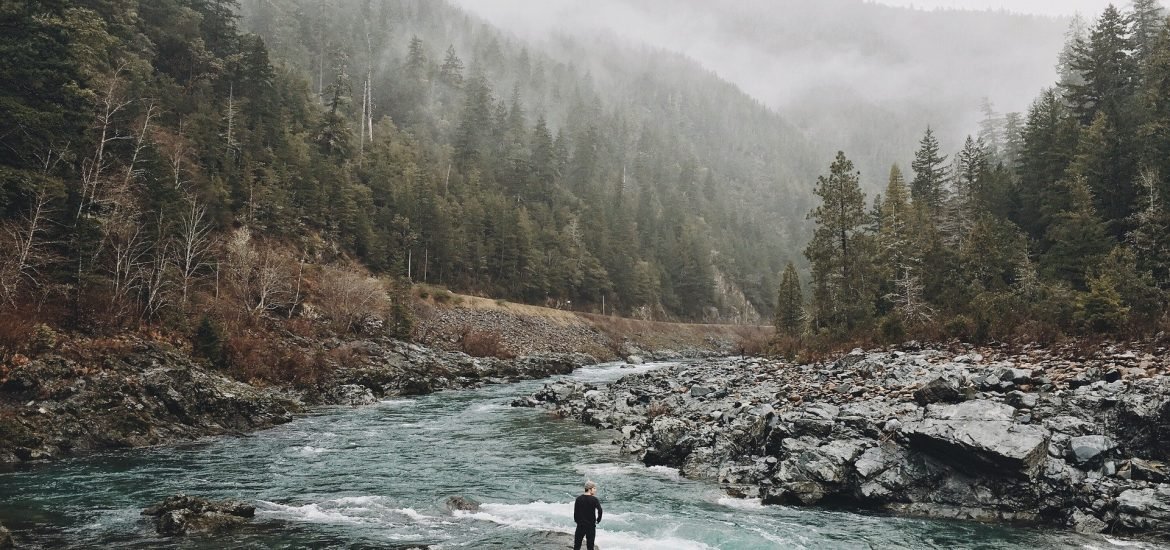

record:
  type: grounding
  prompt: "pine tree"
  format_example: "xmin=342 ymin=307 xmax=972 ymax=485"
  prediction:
xmin=910 ymin=127 xmax=949 ymax=216
xmin=1040 ymin=176 xmax=1115 ymax=289
xmin=439 ymin=45 xmax=464 ymax=88
xmin=1131 ymin=0 xmax=1167 ymax=68
xmin=805 ymin=152 xmax=875 ymax=331
xmin=1063 ymin=5 xmax=1138 ymax=125
xmin=774 ymin=262 xmax=803 ymax=335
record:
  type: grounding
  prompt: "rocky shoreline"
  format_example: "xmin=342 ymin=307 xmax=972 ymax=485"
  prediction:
xmin=519 ymin=342 xmax=1170 ymax=539
xmin=0 ymin=335 xmax=596 ymax=466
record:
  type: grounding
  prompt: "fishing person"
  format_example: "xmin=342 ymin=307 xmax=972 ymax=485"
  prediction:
xmin=573 ymin=480 xmax=603 ymax=550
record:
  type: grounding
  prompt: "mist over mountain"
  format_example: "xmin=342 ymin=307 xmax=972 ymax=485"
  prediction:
xmin=453 ymin=0 xmax=1070 ymax=186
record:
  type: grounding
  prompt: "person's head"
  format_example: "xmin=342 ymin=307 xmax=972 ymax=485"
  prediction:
xmin=584 ymin=481 xmax=597 ymax=495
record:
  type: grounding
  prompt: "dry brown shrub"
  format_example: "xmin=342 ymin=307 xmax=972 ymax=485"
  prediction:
xmin=733 ymin=326 xmax=772 ymax=356
xmin=314 ymin=265 xmax=389 ymax=334
xmin=225 ymin=334 xmax=328 ymax=387
xmin=0 ymin=313 xmax=34 ymax=361
xmin=647 ymin=400 xmax=672 ymax=419
xmin=460 ymin=328 xmax=514 ymax=359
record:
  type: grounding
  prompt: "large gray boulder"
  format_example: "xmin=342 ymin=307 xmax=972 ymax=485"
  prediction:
xmin=902 ymin=400 xmax=1050 ymax=477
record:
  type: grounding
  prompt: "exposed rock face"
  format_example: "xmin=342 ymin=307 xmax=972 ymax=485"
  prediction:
xmin=141 ymin=495 xmax=256 ymax=536
xmin=523 ymin=343 xmax=1170 ymax=539
xmin=0 ymin=342 xmax=299 ymax=464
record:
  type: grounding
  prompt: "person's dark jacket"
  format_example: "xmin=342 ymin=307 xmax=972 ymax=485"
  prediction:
xmin=574 ymin=494 xmax=602 ymax=526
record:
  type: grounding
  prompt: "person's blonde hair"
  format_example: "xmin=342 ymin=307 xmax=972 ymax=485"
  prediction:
xmin=584 ymin=481 xmax=597 ymax=492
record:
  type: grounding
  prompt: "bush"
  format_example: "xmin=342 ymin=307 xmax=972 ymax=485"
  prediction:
xmin=944 ymin=315 xmax=976 ymax=341
xmin=460 ymin=329 xmax=513 ymax=358
xmin=193 ymin=316 xmax=226 ymax=367
xmin=315 ymin=266 xmax=389 ymax=334
xmin=877 ymin=315 xmax=905 ymax=343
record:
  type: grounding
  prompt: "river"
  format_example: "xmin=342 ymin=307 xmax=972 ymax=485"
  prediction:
xmin=0 ymin=361 xmax=1148 ymax=549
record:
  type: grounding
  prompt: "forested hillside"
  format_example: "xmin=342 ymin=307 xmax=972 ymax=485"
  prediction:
xmin=0 ymin=0 xmax=822 ymax=344
xmin=237 ymin=0 xmax=821 ymax=321
xmin=785 ymin=1 xmax=1170 ymax=348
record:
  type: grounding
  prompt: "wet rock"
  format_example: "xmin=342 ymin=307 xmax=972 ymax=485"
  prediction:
xmin=141 ymin=494 xmax=255 ymax=536
xmin=0 ymin=523 xmax=11 ymax=549
xmin=445 ymin=495 xmax=481 ymax=512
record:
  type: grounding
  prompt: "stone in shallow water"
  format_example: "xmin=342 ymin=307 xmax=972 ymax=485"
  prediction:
xmin=141 ymin=494 xmax=255 ymax=536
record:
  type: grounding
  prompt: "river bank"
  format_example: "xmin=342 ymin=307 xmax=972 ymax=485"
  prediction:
xmin=0 ymin=334 xmax=597 ymax=467
xmin=520 ymin=340 xmax=1170 ymax=540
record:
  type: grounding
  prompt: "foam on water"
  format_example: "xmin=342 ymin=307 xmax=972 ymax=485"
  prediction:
xmin=645 ymin=466 xmax=682 ymax=481
xmin=256 ymin=496 xmax=436 ymax=528
xmin=455 ymin=501 xmax=713 ymax=550
xmin=716 ymin=496 xmax=765 ymax=510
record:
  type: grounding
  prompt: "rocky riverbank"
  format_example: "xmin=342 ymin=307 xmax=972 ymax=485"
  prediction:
xmin=0 ymin=335 xmax=595 ymax=466
xmin=519 ymin=342 xmax=1170 ymax=539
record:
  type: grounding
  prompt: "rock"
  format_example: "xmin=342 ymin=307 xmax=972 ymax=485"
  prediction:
xmin=690 ymin=385 xmax=714 ymax=398
xmin=1005 ymin=391 xmax=1038 ymax=410
xmin=642 ymin=416 xmax=695 ymax=467
xmin=1116 ymin=486 xmax=1170 ymax=535
xmin=626 ymin=355 xmax=645 ymax=365
xmin=903 ymin=400 xmax=1050 ymax=476
xmin=142 ymin=494 xmax=255 ymax=536
xmin=913 ymin=375 xmax=970 ymax=405
xmin=1068 ymin=435 xmax=1114 ymax=465
xmin=1130 ymin=458 xmax=1170 ymax=483
xmin=1068 ymin=509 xmax=1108 ymax=534
xmin=445 ymin=495 xmax=481 ymax=512
xmin=0 ymin=523 xmax=11 ymax=549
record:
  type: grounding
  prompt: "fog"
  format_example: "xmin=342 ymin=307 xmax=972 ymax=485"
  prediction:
xmin=875 ymin=0 xmax=1115 ymax=15
xmin=451 ymin=0 xmax=1080 ymax=178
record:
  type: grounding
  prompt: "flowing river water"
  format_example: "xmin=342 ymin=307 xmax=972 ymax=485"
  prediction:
xmin=0 ymin=361 xmax=1152 ymax=549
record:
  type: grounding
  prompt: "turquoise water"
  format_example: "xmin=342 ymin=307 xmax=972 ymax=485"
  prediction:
xmin=0 ymin=362 xmax=1147 ymax=549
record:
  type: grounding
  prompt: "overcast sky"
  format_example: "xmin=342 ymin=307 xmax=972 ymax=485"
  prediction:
xmin=873 ymin=0 xmax=1117 ymax=16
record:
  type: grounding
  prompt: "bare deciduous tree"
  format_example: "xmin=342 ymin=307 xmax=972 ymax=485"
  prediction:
xmin=172 ymin=196 xmax=214 ymax=307
xmin=316 ymin=265 xmax=388 ymax=333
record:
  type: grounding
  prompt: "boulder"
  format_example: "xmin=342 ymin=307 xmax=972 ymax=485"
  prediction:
xmin=913 ymin=375 xmax=970 ymax=405
xmin=642 ymin=416 xmax=695 ymax=467
xmin=903 ymin=400 xmax=1049 ymax=477
xmin=1115 ymin=486 xmax=1170 ymax=535
xmin=1068 ymin=435 xmax=1114 ymax=465
xmin=1130 ymin=458 xmax=1170 ymax=483
xmin=141 ymin=494 xmax=255 ymax=536
xmin=445 ymin=495 xmax=481 ymax=512
xmin=0 ymin=523 xmax=11 ymax=549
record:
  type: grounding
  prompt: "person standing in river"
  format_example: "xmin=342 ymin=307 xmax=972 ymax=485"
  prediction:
xmin=573 ymin=481 xmax=603 ymax=550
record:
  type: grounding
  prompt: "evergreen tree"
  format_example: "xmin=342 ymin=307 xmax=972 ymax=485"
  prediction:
xmin=1041 ymin=176 xmax=1115 ymax=289
xmin=1063 ymin=5 xmax=1138 ymax=125
xmin=774 ymin=262 xmax=803 ymax=335
xmin=805 ymin=152 xmax=875 ymax=331
xmin=1131 ymin=0 xmax=1167 ymax=68
xmin=910 ymin=127 xmax=949 ymax=216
